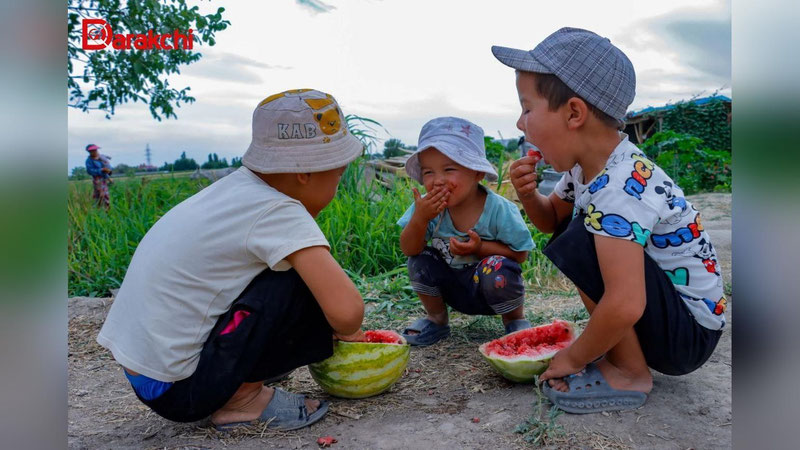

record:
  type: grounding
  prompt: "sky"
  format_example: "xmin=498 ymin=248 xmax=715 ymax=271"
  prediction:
xmin=67 ymin=0 xmax=731 ymax=172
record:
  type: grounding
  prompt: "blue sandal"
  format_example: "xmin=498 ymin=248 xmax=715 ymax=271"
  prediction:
xmin=215 ymin=387 xmax=328 ymax=431
xmin=401 ymin=318 xmax=450 ymax=346
xmin=541 ymin=362 xmax=647 ymax=414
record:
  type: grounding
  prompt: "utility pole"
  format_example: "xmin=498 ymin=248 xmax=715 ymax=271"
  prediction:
xmin=145 ymin=143 xmax=152 ymax=167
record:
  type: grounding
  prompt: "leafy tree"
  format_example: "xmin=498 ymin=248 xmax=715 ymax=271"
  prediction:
xmin=159 ymin=161 xmax=174 ymax=172
xmin=201 ymin=153 xmax=229 ymax=169
xmin=113 ymin=163 xmax=135 ymax=176
xmin=230 ymin=156 xmax=242 ymax=167
xmin=67 ymin=0 xmax=230 ymax=120
xmin=383 ymin=138 xmax=406 ymax=158
xmin=172 ymin=151 xmax=199 ymax=171
xmin=71 ymin=166 xmax=89 ymax=180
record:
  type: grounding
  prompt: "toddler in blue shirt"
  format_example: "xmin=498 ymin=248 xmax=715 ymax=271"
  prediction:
xmin=398 ymin=117 xmax=534 ymax=346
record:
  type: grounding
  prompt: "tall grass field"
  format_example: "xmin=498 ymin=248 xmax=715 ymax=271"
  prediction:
xmin=68 ymin=161 xmax=559 ymax=298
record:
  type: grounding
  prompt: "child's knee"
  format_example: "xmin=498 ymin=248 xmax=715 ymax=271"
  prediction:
xmin=407 ymin=247 xmax=447 ymax=284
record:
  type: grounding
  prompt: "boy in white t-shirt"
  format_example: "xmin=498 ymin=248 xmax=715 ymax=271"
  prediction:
xmin=97 ymin=89 xmax=367 ymax=430
xmin=493 ymin=28 xmax=726 ymax=413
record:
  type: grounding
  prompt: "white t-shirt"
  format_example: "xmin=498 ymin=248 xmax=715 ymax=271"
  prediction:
xmin=97 ymin=167 xmax=329 ymax=382
xmin=552 ymin=135 xmax=727 ymax=331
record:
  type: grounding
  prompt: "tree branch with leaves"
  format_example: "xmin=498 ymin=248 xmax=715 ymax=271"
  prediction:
xmin=67 ymin=0 xmax=230 ymax=120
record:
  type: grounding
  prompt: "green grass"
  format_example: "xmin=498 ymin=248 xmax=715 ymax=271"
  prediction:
xmin=67 ymin=160 xmax=560 ymax=300
xmin=514 ymin=381 xmax=565 ymax=445
xmin=68 ymin=175 xmax=211 ymax=296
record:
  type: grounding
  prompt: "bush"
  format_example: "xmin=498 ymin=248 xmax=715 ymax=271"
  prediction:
xmin=639 ymin=131 xmax=731 ymax=194
xmin=70 ymin=166 xmax=88 ymax=180
xmin=661 ymin=97 xmax=730 ymax=152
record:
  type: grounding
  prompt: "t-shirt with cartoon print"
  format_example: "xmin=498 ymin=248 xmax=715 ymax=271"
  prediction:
xmin=552 ymin=134 xmax=726 ymax=331
xmin=397 ymin=184 xmax=534 ymax=268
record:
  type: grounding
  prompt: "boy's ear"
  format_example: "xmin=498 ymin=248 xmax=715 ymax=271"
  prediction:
xmin=296 ymin=172 xmax=311 ymax=185
xmin=565 ymin=97 xmax=589 ymax=130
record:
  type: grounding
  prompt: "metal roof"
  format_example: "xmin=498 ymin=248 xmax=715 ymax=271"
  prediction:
xmin=626 ymin=95 xmax=731 ymax=119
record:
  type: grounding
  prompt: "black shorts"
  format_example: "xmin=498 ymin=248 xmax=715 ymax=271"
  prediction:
xmin=133 ymin=269 xmax=334 ymax=422
xmin=407 ymin=246 xmax=525 ymax=316
xmin=542 ymin=215 xmax=722 ymax=376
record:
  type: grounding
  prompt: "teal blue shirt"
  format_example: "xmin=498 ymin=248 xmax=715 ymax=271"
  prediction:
xmin=397 ymin=185 xmax=534 ymax=267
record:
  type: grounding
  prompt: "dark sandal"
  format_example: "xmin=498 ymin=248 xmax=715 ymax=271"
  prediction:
xmin=401 ymin=317 xmax=450 ymax=346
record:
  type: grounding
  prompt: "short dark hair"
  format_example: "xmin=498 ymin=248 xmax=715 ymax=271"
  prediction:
xmin=532 ymin=73 xmax=622 ymax=129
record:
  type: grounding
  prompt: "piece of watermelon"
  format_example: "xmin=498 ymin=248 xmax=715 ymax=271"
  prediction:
xmin=478 ymin=320 xmax=575 ymax=383
xmin=309 ymin=330 xmax=410 ymax=399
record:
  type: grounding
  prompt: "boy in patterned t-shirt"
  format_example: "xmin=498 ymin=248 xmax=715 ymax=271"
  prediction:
xmin=493 ymin=28 xmax=725 ymax=413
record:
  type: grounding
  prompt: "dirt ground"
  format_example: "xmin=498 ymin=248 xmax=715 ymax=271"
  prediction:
xmin=68 ymin=193 xmax=732 ymax=449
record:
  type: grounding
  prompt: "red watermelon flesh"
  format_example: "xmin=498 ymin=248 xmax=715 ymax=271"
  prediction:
xmin=484 ymin=320 xmax=572 ymax=358
xmin=479 ymin=320 xmax=575 ymax=382
xmin=364 ymin=329 xmax=403 ymax=344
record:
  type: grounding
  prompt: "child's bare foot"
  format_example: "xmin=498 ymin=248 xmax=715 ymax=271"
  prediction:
xmin=547 ymin=358 xmax=652 ymax=393
xmin=211 ymin=385 xmax=321 ymax=426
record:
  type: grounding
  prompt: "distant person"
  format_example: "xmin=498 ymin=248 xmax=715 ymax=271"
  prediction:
xmin=397 ymin=117 xmax=534 ymax=346
xmin=97 ymin=90 xmax=366 ymax=431
xmin=85 ymin=144 xmax=113 ymax=209
xmin=494 ymin=27 xmax=726 ymax=413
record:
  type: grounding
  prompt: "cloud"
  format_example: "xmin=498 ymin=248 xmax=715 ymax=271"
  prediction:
xmin=616 ymin=3 xmax=730 ymax=83
xmin=295 ymin=0 xmax=336 ymax=14
xmin=661 ymin=19 xmax=730 ymax=80
xmin=181 ymin=50 xmax=292 ymax=83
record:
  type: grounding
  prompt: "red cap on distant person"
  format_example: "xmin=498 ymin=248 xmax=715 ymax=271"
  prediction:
xmin=86 ymin=144 xmax=100 ymax=152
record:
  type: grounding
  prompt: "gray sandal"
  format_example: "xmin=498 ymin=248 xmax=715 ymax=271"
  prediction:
xmin=541 ymin=362 xmax=647 ymax=414
xmin=401 ymin=317 xmax=450 ymax=346
xmin=216 ymin=387 xmax=328 ymax=431
xmin=504 ymin=319 xmax=532 ymax=334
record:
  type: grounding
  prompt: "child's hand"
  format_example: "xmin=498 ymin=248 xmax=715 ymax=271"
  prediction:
xmin=334 ymin=329 xmax=366 ymax=342
xmin=509 ymin=155 xmax=541 ymax=199
xmin=539 ymin=347 xmax=586 ymax=383
xmin=449 ymin=229 xmax=482 ymax=256
xmin=411 ymin=186 xmax=449 ymax=222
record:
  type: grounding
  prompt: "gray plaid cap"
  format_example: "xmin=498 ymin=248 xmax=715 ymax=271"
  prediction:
xmin=404 ymin=117 xmax=498 ymax=184
xmin=491 ymin=27 xmax=635 ymax=122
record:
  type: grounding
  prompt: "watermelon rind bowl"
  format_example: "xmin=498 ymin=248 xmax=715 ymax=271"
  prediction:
xmin=478 ymin=320 xmax=577 ymax=383
xmin=309 ymin=333 xmax=410 ymax=399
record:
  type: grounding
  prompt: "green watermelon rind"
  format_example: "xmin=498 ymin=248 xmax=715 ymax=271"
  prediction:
xmin=309 ymin=335 xmax=410 ymax=399
xmin=478 ymin=320 xmax=577 ymax=383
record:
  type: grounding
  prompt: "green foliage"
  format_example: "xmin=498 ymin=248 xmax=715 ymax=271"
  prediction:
xmin=484 ymin=136 xmax=507 ymax=166
xmin=231 ymin=156 xmax=242 ymax=167
xmin=67 ymin=0 xmax=230 ymax=120
xmin=69 ymin=175 xmax=211 ymax=296
xmin=200 ymin=153 xmax=229 ymax=169
xmin=71 ymin=166 xmax=89 ymax=180
xmin=316 ymin=160 xmax=413 ymax=277
xmin=383 ymin=138 xmax=407 ymax=158
xmin=640 ymin=131 xmax=731 ymax=194
xmin=172 ymin=151 xmax=199 ymax=171
xmin=113 ymin=163 xmax=136 ymax=177
xmin=514 ymin=382 xmax=565 ymax=445
xmin=505 ymin=137 xmax=520 ymax=153
xmin=345 ymin=114 xmax=386 ymax=155
xmin=660 ymin=97 xmax=731 ymax=152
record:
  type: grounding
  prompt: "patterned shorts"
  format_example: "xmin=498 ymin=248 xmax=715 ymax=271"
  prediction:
xmin=407 ymin=246 xmax=525 ymax=315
